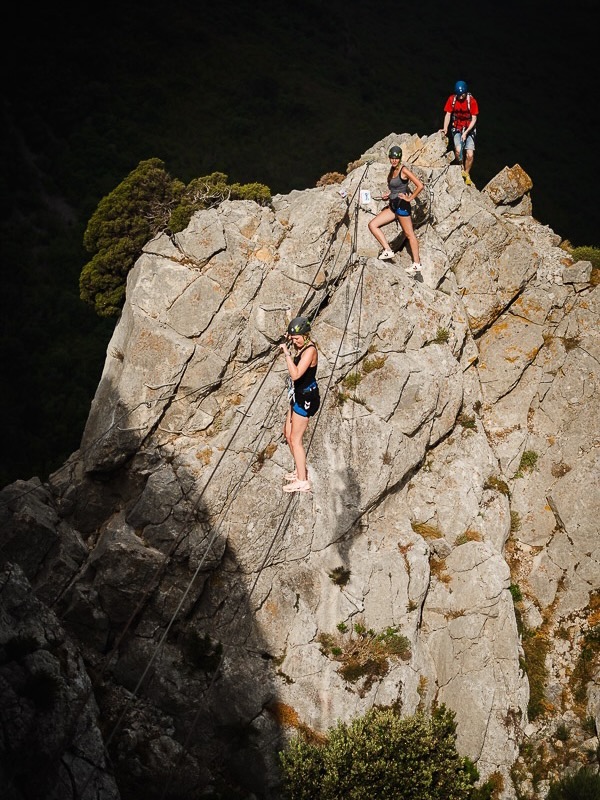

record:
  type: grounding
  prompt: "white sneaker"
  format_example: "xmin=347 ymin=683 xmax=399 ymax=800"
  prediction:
xmin=378 ymin=249 xmax=394 ymax=261
xmin=282 ymin=479 xmax=312 ymax=493
xmin=405 ymin=263 xmax=421 ymax=274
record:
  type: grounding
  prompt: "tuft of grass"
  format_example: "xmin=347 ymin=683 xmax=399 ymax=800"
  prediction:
xmin=510 ymin=511 xmax=521 ymax=533
xmin=362 ymin=354 xmax=386 ymax=373
xmin=334 ymin=389 xmax=350 ymax=406
xmin=509 ymin=584 xmax=523 ymax=602
xmin=458 ymin=413 xmax=476 ymax=430
xmin=569 ymin=624 xmax=600 ymax=714
xmin=318 ymin=622 xmax=411 ymax=695
xmin=342 ymin=372 xmax=362 ymax=389
xmin=411 ymin=521 xmax=443 ymax=539
xmin=316 ymin=172 xmax=345 ymax=186
xmin=516 ymin=449 xmax=538 ymax=477
xmin=554 ymin=722 xmax=570 ymax=741
xmin=429 ymin=556 xmax=451 ymax=584
xmin=561 ymin=336 xmax=580 ymax=352
xmin=521 ymin=628 xmax=550 ymax=720
xmin=455 ymin=530 xmax=482 ymax=546
xmin=484 ymin=475 xmax=510 ymax=496
xmin=433 ymin=326 xmax=450 ymax=344
xmin=582 ymin=715 xmax=597 ymax=736
xmin=329 ymin=566 xmax=351 ymax=587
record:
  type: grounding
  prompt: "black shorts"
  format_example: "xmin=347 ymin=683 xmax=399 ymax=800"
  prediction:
xmin=291 ymin=381 xmax=320 ymax=417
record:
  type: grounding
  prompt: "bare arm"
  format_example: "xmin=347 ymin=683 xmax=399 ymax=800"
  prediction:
xmin=442 ymin=111 xmax=452 ymax=135
xmin=400 ymin=167 xmax=424 ymax=201
xmin=280 ymin=344 xmax=317 ymax=380
xmin=464 ymin=114 xmax=478 ymax=135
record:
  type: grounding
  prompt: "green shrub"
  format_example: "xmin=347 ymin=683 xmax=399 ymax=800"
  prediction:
xmin=546 ymin=767 xmax=600 ymax=800
xmin=80 ymin=162 xmax=271 ymax=316
xmin=279 ymin=705 xmax=477 ymax=800
xmin=570 ymin=245 xmax=600 ymax=269
xmin=230 ymin=180 xmax=272 ymax=205
xmin=80 ymin=158 xmax=184 ymax=316
xmin=318 ymin=624 xmax=411 ymax=695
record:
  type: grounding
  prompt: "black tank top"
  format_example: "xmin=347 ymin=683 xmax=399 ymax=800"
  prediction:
xmin=293 ymin=344 xmax=318 ymax=396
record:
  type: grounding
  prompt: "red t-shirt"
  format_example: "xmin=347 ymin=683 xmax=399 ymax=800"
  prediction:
xmin=444 ymin=94 xmax=479 ymax=130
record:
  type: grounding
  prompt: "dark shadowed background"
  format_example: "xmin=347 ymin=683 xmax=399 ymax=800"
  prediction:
xmin=0 ymin=0 xmax=595 ymax=486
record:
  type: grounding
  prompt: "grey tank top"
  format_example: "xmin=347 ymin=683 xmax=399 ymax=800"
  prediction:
xmin=389 ymin=169 xmax=409 ymax=200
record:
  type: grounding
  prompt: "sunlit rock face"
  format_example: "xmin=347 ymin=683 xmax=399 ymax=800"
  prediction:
xmin=1 ymin=131 xmax=597 ymax=800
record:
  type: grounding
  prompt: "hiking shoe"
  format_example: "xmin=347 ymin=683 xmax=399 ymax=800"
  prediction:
xmin=463 ymin=173 xmax=472 ymax=186
xmin=405 ymin=263 xmax=421 ymax=275
xmin=282 ymin=479 xmax=312 ymax=493
xmin=378 ymin=249 xmax=394 ymax=261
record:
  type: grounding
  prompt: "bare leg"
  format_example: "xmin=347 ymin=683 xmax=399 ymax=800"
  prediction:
xmin=368 ymin=207 xmax=396 ymax=251
xmin=463 ymin=149 xmax=474 ymax=177
xmin=289 ymin=411 xmax=310 ymax=481
xmin=398 ymin=215 xmax=420 ymax=264
xmin=283 ymin=407 xmax=295 ymax=471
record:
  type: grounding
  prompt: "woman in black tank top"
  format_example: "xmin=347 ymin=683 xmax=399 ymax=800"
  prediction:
xmin=279 ymin=316 xmax=320 ymax=493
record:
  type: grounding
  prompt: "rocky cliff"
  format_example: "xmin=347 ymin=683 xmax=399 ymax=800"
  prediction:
xmin=1 ymin=131 xmax=598 ymax=800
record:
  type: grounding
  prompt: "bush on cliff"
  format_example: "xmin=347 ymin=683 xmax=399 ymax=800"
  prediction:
xmin=279 ymin=704 xmax=481 ymax=800
xmin=80 ymin=160 xmax=271 ymax=317
xmin=547 ymin=767 xmax=600 ymax=800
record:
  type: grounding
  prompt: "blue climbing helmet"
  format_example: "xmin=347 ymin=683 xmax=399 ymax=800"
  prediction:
xmin=454 ymin=80 xmax=468 ymax=95
xmin=388 ymin=145 xmax=403 ymax=159
xmin=287 ymin=316 xmax=311 ymax=336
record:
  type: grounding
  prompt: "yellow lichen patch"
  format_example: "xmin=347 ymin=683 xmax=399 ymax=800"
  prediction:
xmin=254 ymin=246 xmax=274 ymax=262
xmin=263 ymin=600 xmax=280 ymax=619
xmin=267 ymin=701 xmax=300 ymax=728
xmin=266 ymin=701 xmax=326 ymax=744
xmin=196 ymin=447 xmax=212 ymax=465
xmin=492 ymin=319 xmax=511 ymax=334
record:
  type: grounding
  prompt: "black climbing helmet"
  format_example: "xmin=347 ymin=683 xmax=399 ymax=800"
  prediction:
xmin=287 ymin=316 xmax=311 ymax=336
xmin=388 ymin=145 xmax=402 ymax=159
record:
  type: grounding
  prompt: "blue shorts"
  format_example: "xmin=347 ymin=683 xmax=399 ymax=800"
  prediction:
xmin=389 ymin=198 xmax=411 ymax=217
xmin=452 ymin=130 xmax=476 ymax=152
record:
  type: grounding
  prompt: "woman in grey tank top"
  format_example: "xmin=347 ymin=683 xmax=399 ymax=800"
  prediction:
xmin=368 ymin=144 xmax=424 ymax=273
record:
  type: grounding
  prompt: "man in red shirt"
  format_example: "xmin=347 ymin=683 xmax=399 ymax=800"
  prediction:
xmin=442 ymin=80 xmax=479 ymax=186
